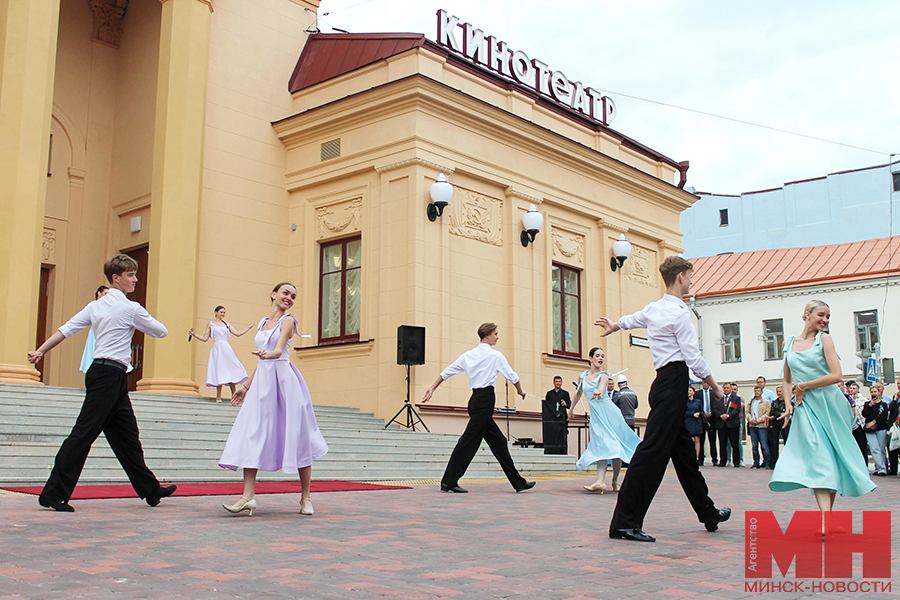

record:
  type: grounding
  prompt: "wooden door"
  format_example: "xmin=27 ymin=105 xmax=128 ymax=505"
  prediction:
xmin=35 ymin=266 xmax=51 ymax=382
xmin=126 ymin=246 xmax=149 ymax=391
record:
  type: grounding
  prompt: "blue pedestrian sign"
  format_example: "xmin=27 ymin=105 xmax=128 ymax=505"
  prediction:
xmin=867 ymin=357 xmax=877 ymax=382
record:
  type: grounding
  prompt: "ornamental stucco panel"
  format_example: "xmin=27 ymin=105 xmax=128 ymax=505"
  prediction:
xmin=448 ymin=187 xmax=503 ymax=246
xmin=42 ymin=228 xmax=56 ymax=264
xmin=625 ymin=242 xmax=657 ymax=287
xmin=551 ymin=226 xmax=585 ymax=269
xmin=315 ymin=197 xmax=362 ymax=241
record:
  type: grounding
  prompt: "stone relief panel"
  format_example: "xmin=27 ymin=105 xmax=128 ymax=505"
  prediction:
xmin=89 ymin=0 xmax=129 ymax=47
xmin=448 ymin=187 xmax=502 ymax=246
xmin=42 ymin=228 xmax=56 ymax=264
xmin=315 ymin=197 xmax=362 ymax=240
xmin=625 ymin=243 xmax=657 ymax=287
xmin=551 ymin=227 xmax=585 ymax=268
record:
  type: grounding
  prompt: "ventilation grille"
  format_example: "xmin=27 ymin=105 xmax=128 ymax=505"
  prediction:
xmin=320 ymin=138 xmax=341 ymax=162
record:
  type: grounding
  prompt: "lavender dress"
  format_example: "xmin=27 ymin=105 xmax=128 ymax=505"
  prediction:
xmin=206 ymin=322 xmax=249 ymax=387
xmin=219 ymin=314 xmax=328 ymax=473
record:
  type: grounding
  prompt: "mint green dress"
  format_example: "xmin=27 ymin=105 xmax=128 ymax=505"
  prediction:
xmin=769 ymin=332 xmax=875 ymax=497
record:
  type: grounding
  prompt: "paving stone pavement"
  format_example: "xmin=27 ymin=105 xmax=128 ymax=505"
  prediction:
xmin=2 ymin=465 xmax=898 ymax=600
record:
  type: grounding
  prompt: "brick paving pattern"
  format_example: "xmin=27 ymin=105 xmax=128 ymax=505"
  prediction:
xmin=1 ymin=466 xmax=898 ymax=599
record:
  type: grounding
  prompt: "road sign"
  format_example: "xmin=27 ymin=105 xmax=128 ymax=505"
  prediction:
xmin=867 ymin=357 xmax=877 ymax=382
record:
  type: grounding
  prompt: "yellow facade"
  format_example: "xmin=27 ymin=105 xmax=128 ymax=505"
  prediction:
xmin=1 ymin=0 xmax=694 ymax=443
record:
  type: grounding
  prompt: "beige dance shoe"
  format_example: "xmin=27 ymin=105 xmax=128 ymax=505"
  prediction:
xmin=223 ymin=497 xmax=257 ymax=516
xmin=299 ymin=496 xmax=314 ymax=515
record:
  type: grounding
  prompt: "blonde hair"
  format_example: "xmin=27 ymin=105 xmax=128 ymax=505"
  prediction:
xmin=802 ymin=299 xmax=829 ymax=320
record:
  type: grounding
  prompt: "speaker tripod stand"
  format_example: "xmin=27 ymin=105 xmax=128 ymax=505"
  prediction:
xmin=384 ymin=364 xmax=430 ymax=431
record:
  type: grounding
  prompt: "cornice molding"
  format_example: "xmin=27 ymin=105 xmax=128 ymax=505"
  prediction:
xmin=505 ymin=187 xmax=542 ymax=205
xmin=375 ymin=157 xmax=455 ymax=175
xmin=159 ymin=0 xmax=213 ymax=12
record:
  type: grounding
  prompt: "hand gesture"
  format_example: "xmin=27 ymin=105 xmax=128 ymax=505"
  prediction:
xmin=793 ymin=384 xmax=805 ymax=406
xmin=422 ymin=388 xmax=433 ymax=403
xmin=711 ymin=383 xmax=724 ymax=401
xmin=252 ymin=349 xmax=269 ymax=360
xmin=518 ymin=389 xmax=526 ymax=400
xmin=594 ymin=318 xmax=615 ymax=337
xmin=27 ymin=351 xmax=43 ymax=364
xmin=231 ymin=387 xmax=247 ymax=406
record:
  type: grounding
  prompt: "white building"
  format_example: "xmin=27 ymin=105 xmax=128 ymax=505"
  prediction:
xmin=688 ymin=236 xmax=900 ymax=392
xmin=680 ymin=162 xmax=900 ymax=259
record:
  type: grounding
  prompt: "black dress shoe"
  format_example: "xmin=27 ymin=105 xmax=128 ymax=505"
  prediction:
xmin=515 ymin=481 xmax=536 ymax=493
xmin=440 ymin=483 xmax=468 ymax=493
xmin=704 ymin=507 xmax=732 ymax=532
xmin=609 ymin=528 xmax=656 ymax=542
xmin=38 ymin=496 xmax=74 ymax=512
xmin=146 ymin=484 xmax=177 ymax=507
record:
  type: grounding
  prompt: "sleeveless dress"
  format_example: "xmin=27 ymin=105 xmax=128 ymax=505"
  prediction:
xmin=219 ymin=314 xmax=328 ymax=473
xmin=79 ymin=329 xmax=96 ymax=373
xmin=206 ymin=321 xmax=249 ymax=387
xmin=575 ymin=370 xmax=642 ymax=471
xmin=769 ymin=332 xmax=875 ymax=497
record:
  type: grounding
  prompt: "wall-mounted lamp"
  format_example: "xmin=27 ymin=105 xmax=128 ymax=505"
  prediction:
xmin=427 ymin=173 xmax=453 ymax=221
xmin=520 ymin=204 xmax=543 ymax=247
xmin=610 ymin=233 xmax=632 ymax=271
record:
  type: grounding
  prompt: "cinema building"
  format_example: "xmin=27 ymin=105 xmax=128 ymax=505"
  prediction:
xmin=1 ymin=2 xmax=697 ymax=441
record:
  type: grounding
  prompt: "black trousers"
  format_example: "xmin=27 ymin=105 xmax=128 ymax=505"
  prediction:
xmin=41 ymin=363 xmax=161 ymax=503
xmin=766 ymin=424 xmax=782 ymax=467
xmin=442 ymin=386 xmax=527 ymax=489
xmin=717 ymin=427 xmax=740 ymax=465
xmin=701 ymin=427 xmax=717 ymax=464
xmin=852 ymin=427 xmax=869 ymax=463
xmin=609 ymin=362 xmax=717 ymax=531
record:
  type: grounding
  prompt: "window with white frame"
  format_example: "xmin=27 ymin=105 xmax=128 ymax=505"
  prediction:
xmin=763 ymin=319 xmax=784 ymax=361
xmin=721 ymin=323 xmax=741 ymax=363
xmin=551 ymin=263 xmax=581 ymax=357
xmin=855 ymin=310 xmax=879 ymax=352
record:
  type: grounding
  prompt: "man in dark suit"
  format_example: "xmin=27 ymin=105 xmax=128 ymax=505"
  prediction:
xmin=543 ymin=376 xmax=570 ymax=454
xmin=715 ymin=383 xmax=742 ymax=467
xmin=698 ymin=381 xmax=716 ymax=465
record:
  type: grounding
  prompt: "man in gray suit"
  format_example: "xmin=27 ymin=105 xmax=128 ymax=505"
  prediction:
xmin=613 ymin=374 xmax=639 ymax=431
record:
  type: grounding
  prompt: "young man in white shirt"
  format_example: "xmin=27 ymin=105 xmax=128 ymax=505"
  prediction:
xmin=422 ymin=322 xmax=535 ymax=493
xmin=28 ymin=255 xmax=175 ymax=512
xmin=595 ymin=256 xmax=730 ymax=542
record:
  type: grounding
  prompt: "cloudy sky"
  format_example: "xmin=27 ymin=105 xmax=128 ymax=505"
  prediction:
xmin=315 ymin=0 xmax=899 ymax=196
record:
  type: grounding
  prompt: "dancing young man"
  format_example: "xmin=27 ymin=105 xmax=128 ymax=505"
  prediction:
xmin=595 ymin=256 xmax=731 ymax=542
xmin=422 ymin=322 xmax=535 ymax=494
xmin=28 ymin=255 xmax=176 ymax=512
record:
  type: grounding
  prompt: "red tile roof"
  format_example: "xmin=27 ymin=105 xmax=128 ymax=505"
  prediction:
xmin=285 ymin=33 xmax=687 ymax=175
xmin=289 ymin=33 xmax=427 ymax=93
xmin=689 ymin=236 xmax=900 ymax=299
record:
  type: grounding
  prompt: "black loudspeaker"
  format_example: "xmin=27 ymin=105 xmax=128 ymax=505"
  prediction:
xmin=397 ymin=325 xmax=425 ymax=365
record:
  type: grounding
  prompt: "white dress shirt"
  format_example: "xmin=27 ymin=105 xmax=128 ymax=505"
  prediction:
xmin=761 ymin=388 xmax=776 ymax=402
xmin=440 ymin=343 xmax=520 ymax=389
xmin=617 ymin=294 xmax=712 ymax=379
xmin=58 ymin=288 xmax=168 ymax=368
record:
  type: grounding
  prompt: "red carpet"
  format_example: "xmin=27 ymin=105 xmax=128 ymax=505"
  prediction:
xmin=3 ymin=481 xmax=410 ymax=500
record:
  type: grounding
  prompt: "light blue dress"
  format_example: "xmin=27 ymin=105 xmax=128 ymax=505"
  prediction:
xmin=769 ymin=332 xmax=875 ymax=497
xmin=79 ymin=329 xmax=96 ymax=373
xmin=575 ymin=370 xmax=642 ymax=471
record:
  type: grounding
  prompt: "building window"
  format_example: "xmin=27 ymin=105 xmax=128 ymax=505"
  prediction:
xmin=719 ymin=209 xmax=729 ymax=226
xmin=551 ymin=264 xmax=581 ymax=357
xmin=855 ymin=310 xmax=879 ymax=352
xmin=893 ymin=171 xmax=900 ymax=192
xmin=319 ymin=236 xmax=361 ymax=344
xmin=721 ymin=323 xmax=741 ymax=363
xmin=763 ymin=319 xmax=784 ymax=361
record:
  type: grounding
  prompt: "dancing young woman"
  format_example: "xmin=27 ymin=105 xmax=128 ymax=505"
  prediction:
xmin=569 ymin=347 xmax=641 ymax=493
xmin=190 ymin=306 xmax=252 ymax=402
xmin=219 ymin=283 xmax=328 ymax=516
xmin=769 ymin=300 xmax=875 ymax=534
xmin=79 ymin=286 xmax=109 ymax=373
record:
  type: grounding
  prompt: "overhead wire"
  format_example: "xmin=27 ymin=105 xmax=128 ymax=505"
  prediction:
xmin=600 ymin=89 xmax=891 ymax=157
